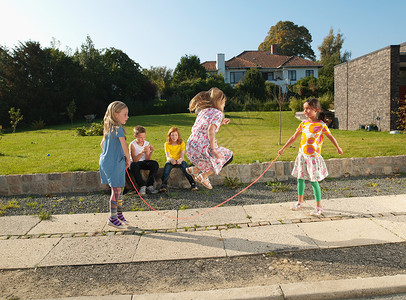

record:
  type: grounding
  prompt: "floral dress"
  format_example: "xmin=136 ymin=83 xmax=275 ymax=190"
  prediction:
xmin=292 ymin=120 xmax=330 ymax=182
xmin=186 ymin=108 xmax=233 ymax=175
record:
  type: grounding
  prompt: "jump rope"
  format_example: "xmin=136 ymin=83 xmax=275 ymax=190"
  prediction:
xmin=125 ymin=154 xmax=280 ymax=220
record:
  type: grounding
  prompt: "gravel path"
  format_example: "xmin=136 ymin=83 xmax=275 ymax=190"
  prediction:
xmin=1 ymin=174 xmax=406 ymax=217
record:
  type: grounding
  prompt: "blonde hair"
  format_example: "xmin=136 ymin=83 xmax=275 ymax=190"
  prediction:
xmin=189 ymin=87 xmax=226 ymax=114
xmin=166 ymin=127 xmax=183 ymax=145
xmin=103 ymin=101 xmax=128 ymax=138
xmin=133 ymin=125 xmax=146 ymax=136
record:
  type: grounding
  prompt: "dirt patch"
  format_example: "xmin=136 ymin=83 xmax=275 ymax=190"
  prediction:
xmin=1 ymin=242 xmax=405 ymax=299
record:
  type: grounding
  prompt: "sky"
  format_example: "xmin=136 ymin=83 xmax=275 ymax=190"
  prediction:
xmin=1 ymin=0 xmax=405 ymax=71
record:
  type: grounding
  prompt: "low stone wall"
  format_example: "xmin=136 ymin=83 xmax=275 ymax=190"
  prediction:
xmin=1 ymin=155 xmax=406 ymax=196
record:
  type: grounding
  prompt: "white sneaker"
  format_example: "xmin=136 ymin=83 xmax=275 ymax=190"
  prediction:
xmin=310 ymin=207 xmax=324 ymax=216
xmin=139 ymin=186 xmax=147 ymax=195
xmin=147 ymin=185 xmax=158 ymax=194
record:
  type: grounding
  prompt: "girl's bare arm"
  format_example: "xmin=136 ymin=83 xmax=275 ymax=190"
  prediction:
xmin=119 ymin=137 xmax=131 ymax=169
xmin=208 ymin=124 xmax=221 ymax=159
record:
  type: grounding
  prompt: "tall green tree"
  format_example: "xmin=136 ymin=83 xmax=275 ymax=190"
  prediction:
xmin=259 ymin=21 xmax=315 ymax=60
xmin=172 ymin=55 xmax=206 ymax=85
xmin=318 ymin=28 xmax=351 ymax=94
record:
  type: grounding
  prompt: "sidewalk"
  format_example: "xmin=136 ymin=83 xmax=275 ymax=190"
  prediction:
xmin=1 ymin=194 xmax=406 ymax=299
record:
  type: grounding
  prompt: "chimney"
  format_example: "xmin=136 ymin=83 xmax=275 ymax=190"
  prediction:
xmin=216 ymin=53 xmax=225 ymax=76
xmin=270 ymin=44 xmax=278 ymax=54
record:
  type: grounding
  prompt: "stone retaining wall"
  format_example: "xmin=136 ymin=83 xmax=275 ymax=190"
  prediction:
xmin=1 ymin=155 xmax=406 ymax=196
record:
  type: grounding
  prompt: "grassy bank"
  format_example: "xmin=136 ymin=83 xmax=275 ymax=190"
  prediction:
xmin=0 ymin=111 xmax=405 ymax=175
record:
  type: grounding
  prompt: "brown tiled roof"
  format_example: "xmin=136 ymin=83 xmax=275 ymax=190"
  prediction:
xmin=202 ymin=51 xmax=322 ymax=71
xmin=201 ymin=61 xmax=217 ymax=71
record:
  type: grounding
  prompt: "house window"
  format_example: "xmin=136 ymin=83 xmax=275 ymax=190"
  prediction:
xmin=230 ymin=72 xmax=244 ymax=84
xmin=288 ymin=70 xmax=296 ymax=81
xmin=305 ymin=70 xmax=314 ymax=77
xmin=267 ymin=72 xmax=274 ymax=81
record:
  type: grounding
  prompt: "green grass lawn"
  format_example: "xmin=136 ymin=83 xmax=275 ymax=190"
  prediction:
xmin=0 ymin=111 xmax=405 ymax=175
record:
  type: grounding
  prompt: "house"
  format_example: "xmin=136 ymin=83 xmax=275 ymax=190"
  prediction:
xmin=334 ymin=42 xmax=406 ymax=132
xmin=202 ymin=46 xmax=323 ymax=91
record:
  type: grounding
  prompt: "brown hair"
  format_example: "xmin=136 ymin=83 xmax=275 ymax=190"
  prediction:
xmin=133 ymin=125 xmax=146 ymax=136
xmin=166 ymin=127 xmax=183 ymax=145
xmin=304 ymin=98 xmax=326 ymax=122
xmin=189 ymin=87 xmax=226 ymax=114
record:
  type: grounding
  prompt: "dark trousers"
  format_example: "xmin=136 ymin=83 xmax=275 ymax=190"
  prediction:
xmin=161 ymin=161 xmax=195 ymax=186
xmin=129 ymin=160 xmax=159 ymax=187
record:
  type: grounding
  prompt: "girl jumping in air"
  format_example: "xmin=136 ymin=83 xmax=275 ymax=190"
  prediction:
xmin=186 ymin=87 xmax=233 ymax=189
xmin=99 ymin=101 xmax=131 ymax=229
xmin=278 ymin=98 xmax=343 ymax=216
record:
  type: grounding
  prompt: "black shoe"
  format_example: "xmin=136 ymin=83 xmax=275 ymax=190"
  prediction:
xmin=191 ymin=184 xmax=198 ymax=191
xmin=160 ymin=184 xmax=167 ymax=193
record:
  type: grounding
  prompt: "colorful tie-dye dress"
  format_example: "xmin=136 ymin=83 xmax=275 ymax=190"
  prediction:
xmin=291 ymin=120 xmax=330 ymax=182
xmin=186 ymin=108 xmax=233 ymax=175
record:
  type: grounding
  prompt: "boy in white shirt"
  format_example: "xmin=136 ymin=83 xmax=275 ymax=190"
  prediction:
xmin=129 ymin=126 xmax=159 ymax=195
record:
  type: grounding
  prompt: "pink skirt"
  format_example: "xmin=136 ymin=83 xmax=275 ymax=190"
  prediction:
xmin=292 ymin=152 xmax=328 ymax=182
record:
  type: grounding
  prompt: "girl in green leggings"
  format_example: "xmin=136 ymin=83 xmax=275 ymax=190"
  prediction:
xmin=278 ymin=98 xmax=343 ymax=216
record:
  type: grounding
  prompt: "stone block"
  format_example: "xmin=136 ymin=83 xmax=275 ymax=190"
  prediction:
xmin=30 ymin=182 xmax=48 ymax=195
xmin=250 ymin=163 xmax=263 ymax=178
xmin=227 ymin=164 xmax=239 ymax=180
xmin=274 ymin=161 xmax=285 ymax=177
xmin=21 ymin=174 xmax=34 ymax=183
xmin=33 ymin=174 xmax=47 ymax=182
xmin=47 ymin=173 xmax=61 ymax=181
xmin=61 ymin=172 xmax=73 ymax=192
xmin=7 ymin=175 xmax=21 ymax=186
xmin=47 ymin=181 xmax=62 ymax=193
xmin=326 ymin=158 xmax=342 ymax=178
xmin=86 ymin=172 xmax=100 ymax=191
xmin=342 ymin=158 xmax=353 ymax=176
xmin=9 ymin=184 xmax=22 ymax=195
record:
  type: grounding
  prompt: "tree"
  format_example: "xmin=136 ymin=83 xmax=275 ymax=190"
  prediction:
xmin=142 ymin=66 xmax=173 ymax=99
xmin=318 ymin=28 xmax=351 ymax=94
xmin=259 ymin=21 xmax=315 ymax=60
xmin=9 ymin=107 xmax=23 ymax=133
xmin=172 ymin=55 xmax=207 ymax=84
xmin=237 ymin=68 xmax=266 ymax=101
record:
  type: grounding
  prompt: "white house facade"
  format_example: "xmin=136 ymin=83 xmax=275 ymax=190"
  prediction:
xmin=202 ymin=49 xmax=322 ymax=92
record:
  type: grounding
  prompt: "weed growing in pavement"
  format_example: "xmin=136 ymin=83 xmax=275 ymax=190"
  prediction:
xmin=246 ymin=214 xmax=252 ymax=219
xmin=366 ymin=182 xmax=379 ymax=187
xmin=224 ymin=177 xmax=241 ymax=189
xmin=179 ymin=205 xmax=189 ymax=210
xmin=38 ymin=210 xmax=52 ymax=220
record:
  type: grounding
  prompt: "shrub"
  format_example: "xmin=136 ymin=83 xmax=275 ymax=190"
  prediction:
xmin=289 ymin=96 xmax=303 ymax=114
xmin=75 ymin=122 xmax=103 ymax=136
xmin=319 ymin=93 xmax=334 ymax=111
xmin=31 ymin=119 xmax=46 ymax=130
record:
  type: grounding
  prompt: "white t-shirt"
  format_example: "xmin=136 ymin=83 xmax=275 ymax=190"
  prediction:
xmin=130 ymin=140 xmax=150 ymax=162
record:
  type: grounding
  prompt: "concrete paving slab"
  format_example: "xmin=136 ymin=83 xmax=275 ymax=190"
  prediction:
xmin=298 ymin=218 xmax=404 ymax=248
xmin=39 ymin=235 xmax=140 ymax=267
xmin=280 ymin=274 xmax=406 ymax=300
xmin=376 ymin=194 xmax=406 ymax=213
xmin=133 ymin=284 xmax=283 ymax=300
xmin=28 ymin=213 xmax=110 ymax=235
xmin=0 ymin=238 xmax=61 ymax=269
xmin=0 ymin=215 xmax=41 ymax=236
xmin=372 ymin=215 xmax=406 ymax=240
xmin=43 ymin=296 xmax=132 ymax=300
xmin=133 ymin=230 xmax=225 ymax=262
xmin=322 ymin=195 xmax=406 ymax=216
xmin=243 ymin=202 xmax=312 ymax=222
xmin=221 ymin=224 xmax=318 ymax=256
xmin=177 ymin=206 xmax=248 ymax=227
xmin=113 ymin=210 xmax=177 ymax=230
